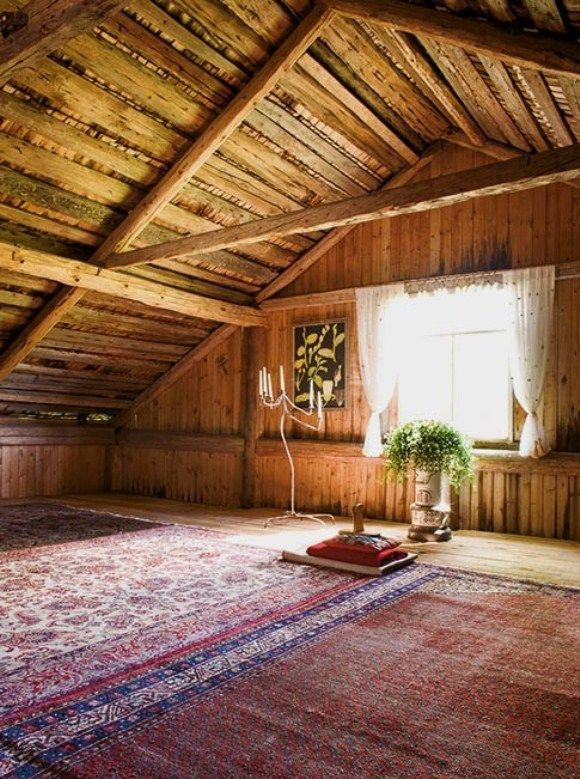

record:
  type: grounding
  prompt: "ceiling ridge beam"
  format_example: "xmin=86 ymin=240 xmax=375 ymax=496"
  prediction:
xmin=103 ymin=144 xmax=580 ymax=265
xmin=326 ymin=0 xmax=580 ymax=78
xmin=93 ymin=2 xmax=335 ymax=262
xmin=0 ymin=0 xmax=127 ymax=86
xmin=0 ymin=243 xmax=266 ymax=328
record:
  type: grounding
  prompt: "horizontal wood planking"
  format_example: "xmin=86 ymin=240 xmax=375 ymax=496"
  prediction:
xmin=0 ymin=442 xmax=107 ymax=498
xmin=116 ymin=429 xmax=244 ymax=455
xmin=0 ymin=422 xmax=114 ymax=446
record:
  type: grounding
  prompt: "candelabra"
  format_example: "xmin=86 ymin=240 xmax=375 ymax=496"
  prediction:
xmin=259 ymin=366 xmax=334 ymax=529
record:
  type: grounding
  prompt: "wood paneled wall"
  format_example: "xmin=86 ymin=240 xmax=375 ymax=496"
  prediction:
xmin=110 ymin=330 xmax=245 ymax=506
xmin=0 ymin=424 xmax=111 ymax=499
xmin=111 ymin=145 xmax=579 ymax=537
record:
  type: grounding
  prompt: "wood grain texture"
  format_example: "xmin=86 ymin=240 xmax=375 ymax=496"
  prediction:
xmin=329 ymin=0 xmax=580 ymax=76
xmin=0 ymin=420 xmax=108 ymax=498
xmin=0 ymin=0 xmax=127 ymax=84
xmin=105 ymin=145 xmax=580 ymax=264
xmin=110 ymin=146 xmax=579 ymax=537
xmin=0 ymin=243 xmax=265 ymax=327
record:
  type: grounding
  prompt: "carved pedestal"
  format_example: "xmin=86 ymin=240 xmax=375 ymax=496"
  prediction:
xmin=408 ymin=470 xmax=452 ymax=542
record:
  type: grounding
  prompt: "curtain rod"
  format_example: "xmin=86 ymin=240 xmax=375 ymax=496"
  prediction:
xmin=260 ymin=261 xmax=579 ymax=312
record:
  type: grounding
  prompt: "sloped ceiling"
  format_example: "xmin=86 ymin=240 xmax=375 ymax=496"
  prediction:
xmin=0 ymin=0 xmax=578 ymax=422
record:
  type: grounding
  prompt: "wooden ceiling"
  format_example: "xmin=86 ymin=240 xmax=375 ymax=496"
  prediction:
xmin=0 ymin=0 xmax=578 ymax=423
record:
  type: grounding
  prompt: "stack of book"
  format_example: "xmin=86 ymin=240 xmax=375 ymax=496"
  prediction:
xmin=283 ymin=532 xmax=416 ymax=576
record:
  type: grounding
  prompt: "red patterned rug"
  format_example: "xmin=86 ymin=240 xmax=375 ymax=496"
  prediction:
xmin=0 ymin=504 xmax=578 ymax=778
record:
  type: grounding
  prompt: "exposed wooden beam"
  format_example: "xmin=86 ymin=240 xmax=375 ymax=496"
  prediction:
xmin=327 ymin=0 xmax=580 ymax=78
xmin=0 ymin=0 xmax=127 ymax=86
xmin=113 ymin=324 xmax=238 ymax=428
xmin=105 ymin=144 xmax=580 ymax=265
xmin=91 ymin=3 xmax=334 ymax=261
xmin=256 ymin=142 xmax=444 ymax=303
xmin=0 ymin=287 xmax=84 ymax=381
xmin=445 ymin=129 xmax=580 ymax=188
xmin=0 ymin=243 xmax=266 ymax=327
xmin=115 ymin=428 xmax=245 ymax=455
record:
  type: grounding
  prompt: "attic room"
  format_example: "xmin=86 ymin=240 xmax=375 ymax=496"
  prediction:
xmin=0 ymin=0 xmax=579 ymax=776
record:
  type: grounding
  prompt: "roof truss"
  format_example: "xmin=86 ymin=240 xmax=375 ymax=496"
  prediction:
xmin=0 ymin=0 xmax=579 ymax=416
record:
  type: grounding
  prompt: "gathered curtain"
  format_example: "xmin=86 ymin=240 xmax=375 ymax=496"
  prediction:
xmin=355 ymin=283 xmax=405 ymax=457
xmin=505 ymin=265 xmax=555 ymax=458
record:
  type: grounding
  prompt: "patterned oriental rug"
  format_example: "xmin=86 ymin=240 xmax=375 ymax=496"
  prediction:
xmin=0 ymin=504 xmax=578 ymax=778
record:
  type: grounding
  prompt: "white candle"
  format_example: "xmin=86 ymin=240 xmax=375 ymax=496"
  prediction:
xmin=258 ymin=369 xmax=264 ymax=397
xmin=267 ymin=372 xmax=273 ymax=399
xmin=279 ymin=365 xmax=286 ymax=394
xmin=317 ymin=391 xmax=323 ymax=419
xmin=261 ymin=367 xmax=267 ymax=396
xmin=309 ymin=380 xmax=314 ymax=409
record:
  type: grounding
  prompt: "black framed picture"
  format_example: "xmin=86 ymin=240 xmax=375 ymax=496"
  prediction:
xmin=293 ymin=320 xmax=347 ymax=410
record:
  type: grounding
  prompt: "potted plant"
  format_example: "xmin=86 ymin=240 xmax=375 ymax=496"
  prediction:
xmin=383 ymin=420 xmax=474 ymax=542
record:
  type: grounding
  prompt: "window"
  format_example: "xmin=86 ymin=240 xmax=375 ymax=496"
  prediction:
xmin=397 ymin=285 xmax=512 ymax=443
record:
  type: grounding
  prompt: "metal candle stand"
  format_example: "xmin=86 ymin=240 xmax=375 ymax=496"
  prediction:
xmin=259 ymin=366 xmax=334 ymax=529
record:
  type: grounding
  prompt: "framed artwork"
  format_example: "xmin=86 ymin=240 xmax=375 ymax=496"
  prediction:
xmin=293 ymin=320 xmax=347 ymax=410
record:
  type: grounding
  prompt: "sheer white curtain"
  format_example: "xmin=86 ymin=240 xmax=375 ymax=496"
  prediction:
xmin=356 ymin=283 xmax=405 ymax=457
xmin=505 ymin=265 xmax=555 ymax=458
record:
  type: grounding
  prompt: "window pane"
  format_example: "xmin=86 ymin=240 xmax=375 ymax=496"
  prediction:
xmin=452 ymin=331 xmax=510 ymax=440
xmin=398 ymin=335 xmax=452 ymax=424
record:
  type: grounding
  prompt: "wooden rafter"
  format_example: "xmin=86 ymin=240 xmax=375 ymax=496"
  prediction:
xmin=103 ymin=144 xmax=580 ymax=265
xmin=327 ymin=0 xmax=580 ymax=78
xmin=256 ymin=142 xmax=445 ymax=303
xmin=111 ymin=146 xmax=443 ymax=428
xmin=0 ymin=0 xmax=127 ymax=85
xmin=0 ymin=287 xmax=84 ymax=382
xmin=91 ymin=3 xmax=335 ymax=261
xmin=113 ymin=324 xmax=238 ymax=429
xmin=0 ymin=243 xmax=265 ymax=327
xmin=0 ymin=3 xmax=333 ymax=381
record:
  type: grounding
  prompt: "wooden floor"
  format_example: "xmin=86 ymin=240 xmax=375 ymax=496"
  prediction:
xmin=2 ymin=492 xmax=574 ymax=588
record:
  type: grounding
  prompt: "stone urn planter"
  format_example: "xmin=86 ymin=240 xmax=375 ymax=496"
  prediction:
xmin=408 ymin=469 xmax=451 ymax=542
xmin=383 ymin=420 xmax=474 ymax=543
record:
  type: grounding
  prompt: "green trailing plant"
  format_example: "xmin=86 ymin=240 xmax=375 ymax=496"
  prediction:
xmin=383 ymin=420 xmax=474 ymax=491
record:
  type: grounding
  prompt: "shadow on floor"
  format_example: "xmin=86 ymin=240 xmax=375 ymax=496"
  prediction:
xmin=0 ymin=502 xmax=164 ymax=553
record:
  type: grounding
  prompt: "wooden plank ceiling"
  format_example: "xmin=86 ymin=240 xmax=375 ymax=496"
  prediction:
xmin=0 ymin=0 xmax=578 ymax=422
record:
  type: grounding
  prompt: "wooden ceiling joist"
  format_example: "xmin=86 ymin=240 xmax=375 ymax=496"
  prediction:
xmin=0 ymin=287 xmax=84 ymax=382
xmin=327 ymin=0 xmax=580 ymax=78
xmin=91 ymin=3 xmax=335 ymax=261
xmin=256 ymin=141 xmax=445 ymax=303
xmin=0 ymin=243 xmax=266 ymax=327
xmin=0 ymin=0 xmax=127 ymax=86
xmin=104 ymin=144 xmax=580 ymax=265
